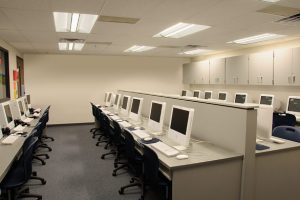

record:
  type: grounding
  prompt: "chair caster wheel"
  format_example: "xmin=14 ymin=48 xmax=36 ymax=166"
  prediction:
xmin=118 ymin=189 xmax=124 ymax=194
xmin=42 ymin=162 xmax=46 ymax=165
xmin=46 ymin=155 xmax=50 ymax=159
xmin=130 ymin=179 xmax=134 ymax=183
xmin=114 ymin=163 xmax=118 ymax=168
xmin=42 ymin=180 xmax=47 ymax=185
xmin=112 ymin=172 xmax=116 ymax=176
xmin=101 ymin=155 xmax=105 ymax=159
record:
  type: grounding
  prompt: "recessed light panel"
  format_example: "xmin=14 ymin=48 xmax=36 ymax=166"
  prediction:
xmin=124 ymin=45 xmax=156 ymax=52
xmin=53 ymin=12 xmax=98 ymax=33
xmin=261 ymin=0 xmax=281 ymax=3
xmin=153 ymin=22 xmax=211 ymax=38
xmin=228 ymin=33 xmax=286 ymax=44
xmin=180 ymin=49 xmax=212 ymax=55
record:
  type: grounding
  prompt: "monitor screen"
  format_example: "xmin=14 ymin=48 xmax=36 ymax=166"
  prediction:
xmin=114 ymin=95 xmax=119 ymax=105
xmin=150 ymin=102 xmax=162 ymax=123
xmin=122 ymin=97 xmax=128 ymax=109
xmin=205 ymin=92 xmax=211 ymax=99
xmin=131 ymin=99 xmax=140 ymax=114
xmin=18 ymin=101 xmax=24 ymax=115
xmin=24 ymin=99 xmax=29 ymax=110
xmin=219 ymin=93 xmax=226 ymax=100
xmin=107 ymin=93 xmax=112 ymax=102
xmin=235 ymin=94 xmax=246 ymax=104
xmin=182 ymin=90 xmax=186 ymax=96
xmin=170 ymin=108 xmax=189 ymax=135
xmin=260 ymin=96 xmax=273 ymax=105
xmin=4 ymin=104 xmax=13 ymax=123
xmin=288 ymin=98 xmax=300 ymax=112
xmin=193 ymin=91 xmax=199 ymax=98
xmin=26 ymin=95 xmax=31 ymax=104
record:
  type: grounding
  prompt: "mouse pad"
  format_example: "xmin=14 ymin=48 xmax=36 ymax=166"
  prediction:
xmin=256 ymin=143 xmax=270 ymax=151
xmin=141 ymin=138 xmax=160 ymax=144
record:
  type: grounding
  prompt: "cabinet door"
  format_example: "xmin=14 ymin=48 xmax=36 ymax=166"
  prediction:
xmin=274 ymin=48 xmax=293 ymax=86
xmin=292 ymin=47 xmax=300 ymax=86
xmin=197 ymin=60 xmax=210 ymax=84
xmin=183 ymin=63 xmax=193 ymax=84
xmin=209 ymin=58 xmax=225 ymax=84
xmin=226 ymin=55 xmax=249 ymax=85
xmin=249 ymin=51 xmax=273 ymax=85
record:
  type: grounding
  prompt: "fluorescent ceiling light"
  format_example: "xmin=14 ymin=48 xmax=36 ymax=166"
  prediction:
xmin=180 ymin=49 xmax=212 ymax=55
xmin=53 ymin=12 xmax=98 ymax=33
xmin=261 ymin=0 xmax=280 ymax=2
xmin=74 ymin=43 xmax=85 ymax=51
xmin=153 ymin=22 xmax=210 ymax=38
xmin=124 ymin=45 xmax=156 ymax=52
xmin=58 ymin=42 xmax=68 ymax=50
xmin=228 ymin=33 xmax=286 ymax=44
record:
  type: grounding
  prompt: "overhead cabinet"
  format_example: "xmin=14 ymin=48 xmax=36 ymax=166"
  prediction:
xmin=209 ymin=58 xmax=225 ymax=84
xmin=249 ymin=51 xmax=273 ymax=85
xmin=226 ymin=55 xmax=249 ymax=85
xmin=183 ymin=61 xmax=209 ymax=84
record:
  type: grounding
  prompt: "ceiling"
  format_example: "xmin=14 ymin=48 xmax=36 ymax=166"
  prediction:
xmin=0 ymin=0 xmax=300 ymax=57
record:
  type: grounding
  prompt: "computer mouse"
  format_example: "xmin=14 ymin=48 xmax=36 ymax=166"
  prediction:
xmin=176 ymin=154 xmax=189 ymax=160
xmin=144 ymin=137 xmax=153 ymax=141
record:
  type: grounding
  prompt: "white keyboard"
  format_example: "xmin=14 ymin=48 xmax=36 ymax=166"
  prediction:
xmin=1 ymin=135 xmax=19 ymax=144
xmin=132 ymin=130 xmax=150 ymax=139
xmin=23 ymin=118 xmax=34 ymax=123
xmin=119 ymin=121 xmax=132 ymax=128
xmin=13 ymin=125 xmax=26 ymax=132
xmin=110 ymin=115 xmax=120 ymax=120
xmin=151 ymin=142 xmax=179 ymax=157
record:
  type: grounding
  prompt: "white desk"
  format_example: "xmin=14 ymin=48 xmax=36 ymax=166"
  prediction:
xmin=0 ymin=107 xmax=47 ymax=183
xmin=100 ymin=106 xmax=243 ymax=200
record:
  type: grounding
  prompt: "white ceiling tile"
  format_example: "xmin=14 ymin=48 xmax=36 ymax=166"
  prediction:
xmin=0 ymin=30 xmax=27 ymax=42
xmin=50 ymin=0 xmax=106 ymax=14
xmin=0 ymin=0 xmax=51 ymax=11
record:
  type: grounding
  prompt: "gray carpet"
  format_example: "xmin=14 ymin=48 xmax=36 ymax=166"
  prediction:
xmin=30 ymin=124 xmax=163 ymax=200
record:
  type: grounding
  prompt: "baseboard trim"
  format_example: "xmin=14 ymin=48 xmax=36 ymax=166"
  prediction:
xmin=48 ymin=122 xmax=94 ymax=127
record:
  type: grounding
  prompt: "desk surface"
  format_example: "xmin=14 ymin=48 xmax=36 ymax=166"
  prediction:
xmin=256 ymin=138 xmax=300 ymax=155
xmin=101 ymin=107 xmax=243 ymax=171
xmin=0 ymin=107 xmax=46 ymax=182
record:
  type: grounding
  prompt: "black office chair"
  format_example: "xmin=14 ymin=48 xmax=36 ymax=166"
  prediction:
xmin=90 ymin=103 xmax=100 ymax=134
xmin=273 ymin=112 xmax=296 ymax=129
xmin=119 ymin=143 xmax=171 ymax=200
xmin=273 ymin=126 xmax=300 ymax=142
xmin=32 ymin=123 xmax=50 ymax=165
xmin=40 ymin=107 xmax=54 ymax=142
xmin=96 ymin=113 xmax=110 ymax=147
xmin=0 ymin=137 xmax=43 ymax=200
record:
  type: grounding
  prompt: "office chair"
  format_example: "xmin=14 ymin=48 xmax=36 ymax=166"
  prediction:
xmin=40 ymin=107 xmax=54 ymax=142
xmin=273 ymin=126 xmax=300 ymax=143
xmin=273 ymin=112 xmax=296 ymax=129
xmin=90 ymin=103 xmax=100 ymax=134
xmin=32 ymin=123 xmax=50 ymax=165
xmin=0 ymin=137 xmax=43 ymax=200
xmin=93 ymin=106 xmax=106 ymax=139
xmin=119 ymin=144 xmax=171 ymax=200
xmin=96 ymin=113 xmax=110 ymax=147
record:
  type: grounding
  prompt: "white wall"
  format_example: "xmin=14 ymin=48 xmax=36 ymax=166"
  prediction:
xmin=189 ymin=38 xmax=300 ymax=111
xmin=0 ymin=39 xmax=22 ymax=99
xmin=24 ymin=54 xmax=188 ymax=124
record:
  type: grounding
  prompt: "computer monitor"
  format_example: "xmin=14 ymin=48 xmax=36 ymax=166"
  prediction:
xmin=129 ymin=97 xmax=143 ymax=121
xmin=234 ymin=93 xmax=247 ymax=104
xmin=120 ymin=95 xmax=131 ymax=115
xmin=105 ymin=92 xmax=113 ymax=107
xmin=218 ymin=92 xmax=227 ymax=101
xmin=204 ymin=91 xmax=212 ymax=99
xmin=104 ymin=92 xmax=109 ymax=103
xmin=113 ymin=94 xmax=121 ymax=110
xmin=181 ymin=90 xmax=192 ymax=97
xmin=286 ymin=96 xmax=300 ymax=118
xmin=11 ymin=98 xmax=26 ymax=121
xmin=193 ymin=90 xmax=201 ymax=98
xmin=147 ymin=101 xmax=166 ymax=133
xmin=168 ymin=105 xmax=194 ymax=147
xmin=25 ymin=94 xmax=32 ymax=108
xmin=259 ymin=94 xmax=274 ymax=106
xmin=0 ymin=101 xmax=15 ymax=129
xmin=23 ymin=97 xmax=30 ymax=116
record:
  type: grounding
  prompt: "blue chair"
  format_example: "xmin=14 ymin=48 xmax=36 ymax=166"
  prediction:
xmin=0 ymin=137 xmax=42 ymax=200
xmin=273 ymin=112 xmax=296 ymax=129
xmin=273 ymin=126 xmax=300 ymax=143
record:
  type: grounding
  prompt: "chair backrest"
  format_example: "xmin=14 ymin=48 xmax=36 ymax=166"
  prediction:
xmin=273 ymin=112 xmax=296 ymax=129
xmin=273 ymin=126 xmax=300 ymax=143
xmin=22 ymin=136 xmax=38 ymax=180
xmin=142 ymin=145 xmax=160 ymax=185
xmin=111 ymin=120 xmax=123 ymax=144
xmin=123 ymin=130 xmax=138 ymax=162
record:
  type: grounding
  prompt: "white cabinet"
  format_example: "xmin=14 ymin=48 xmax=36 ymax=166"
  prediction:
xmin=182 ymin=61 xmax=209 ymax=84
xmin=292 ymin=47 xmax=300 ymax=86
xmin=226 ymin=55 xmax=249 ymax=85
xmin=249 ymin=51 xmax=273 ymax=85
xmin=274 ymin=48 xmax=293 ymax=86
xmin=209 ymin=58 xmax=225 ymax=84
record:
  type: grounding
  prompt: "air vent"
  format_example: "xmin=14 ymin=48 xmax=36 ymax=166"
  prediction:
xmin=98 ymin=15 xmax=140 ymax=24
xmin=257 ymin=5 xmax=300 ymax=17
xmin=60 ymin=38 xmax=85 ymax=43
xmin=185 ymin=45 xmax=207 ymax=48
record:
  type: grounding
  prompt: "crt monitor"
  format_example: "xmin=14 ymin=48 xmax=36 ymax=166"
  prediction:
xmin=129 ymin=97 xmax=143 ymax=121
xmin=105 ymin=92 xmax=113 ymax=107
xmin=235 ymin=93 xmax=247 ymax=104
xmin=148 ymin=101 xmax=166 ymax=133
xmin=0 ymin=101 xmax=15 ymax=129
xmin=181 ymin=90 xmax=187 ymax=96
xmin=260 ymin=94 xmax=274 ymax=106
xmin=193 ymin=90 xmax=201 ymax=98
xmin=113 ymin=94 xmax=121 ymax=110
xmin=204 ymin=91 xmax=212 ymax=99
xmin=23 ymin=97 xmax=30 ymax=115
xmin=286 ymin=96 xmax=300 ymax=117
xmin=168 ymin=105 xmax=194 ymax=147
xmin=120 ymin=95 xmax=131 ymax=115
xmin=26 ymin=94 xmax=31 ymax=104
xmin=218 ymin=92 xmax=227 ymax=101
